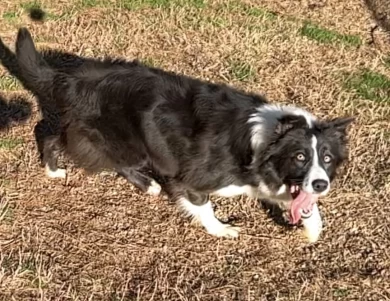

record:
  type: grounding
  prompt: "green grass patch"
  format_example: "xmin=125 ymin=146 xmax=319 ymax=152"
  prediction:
xmin=2 ymin=11 xmax=18 ymax=22
xmin=245 ymin=7 xmax=277 ymax=20
xmin=0 ymin=179 xmax=11 ymax=188
xmin=217 ymin=1 xmax=276 ymax=20
xmin=20 ymin=257 xmax=37 ymax=274
xmin=205 ymin=16 xmax=228 ymax=28
xmin=0 ymin=76 xmax=22 ymax=91
xmin=121 ymin=0 xmax=205 ymax=10
xmin=0 ymin=138 xmax=23 ymax=150
xmin=79 ymin=0 xmax=107 ymax=8
xmin=20 ymin=1 xmax=41 ymax=11
xmin=300 ymin=22 xmax=362 ymax=47
xmin=78 ymin=0 xmax=205 ymax=9
xmin=143 ymin=57 xmax=159 ymax=68
xmin=228 ymin=59 xmax=255 ymax=81
xmin=0 ymin=201 xmax=14 ymax=224
xmin=333 ymin=287 xmax=349 ymax=298
xmin=19 ymin=256 xmax=48 ymax=288
xmin=384 ymin=55 xmax=390 ymax=68
xmin=344 ymin=69 xmax=390 ymax=103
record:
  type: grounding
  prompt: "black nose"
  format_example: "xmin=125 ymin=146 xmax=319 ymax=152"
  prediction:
xmin=312 ymin=179 xmax=328 ymax=193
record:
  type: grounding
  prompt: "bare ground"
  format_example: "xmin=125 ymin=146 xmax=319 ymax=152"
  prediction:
xmin=0 ymin=0 xmax=389 ymax=300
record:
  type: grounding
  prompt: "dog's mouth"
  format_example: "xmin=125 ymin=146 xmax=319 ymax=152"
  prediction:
xmin=288 ymin=184 xmax=318 ymax=225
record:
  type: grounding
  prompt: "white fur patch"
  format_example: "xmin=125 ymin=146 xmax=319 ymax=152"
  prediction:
xmin=276 ymin=184 xmax=288 ymax=196
xmin=257 ymin=182 xmax=291 ymax=205
xmin=301 ymin=203 xmax=323 ymax=243
xmin=303 ymin=136 xmax=330 ymax=195
xmin=177 ymin=198 xmax=240 ymax=238
xmin=146 ymin=180 xmax=161 ymax=196
xmin=248 ymin=104 xmax=316 ymax=149
xmin=45 ymin=164 xmax=66 ymax=179
xmin=212 ymin=185 xmax=256 ymax=198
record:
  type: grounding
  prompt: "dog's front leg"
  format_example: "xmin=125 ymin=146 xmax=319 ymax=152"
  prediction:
xmin=177 ymin=191 xmax=240 ymax=238
xmin=301 ymin=203 xmax=323 ymax=243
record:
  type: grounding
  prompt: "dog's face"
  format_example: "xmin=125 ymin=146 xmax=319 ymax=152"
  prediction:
xmin=258 ymin=114 xmax=354 ymax=222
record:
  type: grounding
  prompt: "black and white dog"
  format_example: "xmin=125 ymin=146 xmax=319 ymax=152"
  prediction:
xmin=13 ymin=28 xmax=353 ymax=242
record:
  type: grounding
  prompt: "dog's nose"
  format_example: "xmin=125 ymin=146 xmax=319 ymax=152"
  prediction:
xmin=312 ymin=179 xmax=328 ymax=193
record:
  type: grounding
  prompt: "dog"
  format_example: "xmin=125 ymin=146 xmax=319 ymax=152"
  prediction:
xmin=12 ymin=27 xmax=354 ymax=242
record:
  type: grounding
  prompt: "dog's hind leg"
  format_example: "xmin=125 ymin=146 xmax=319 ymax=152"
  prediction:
xmin=117 ymin=167 xmax=161 ymax=196
xmin=42 ymin=135 xmax=66 ymax=179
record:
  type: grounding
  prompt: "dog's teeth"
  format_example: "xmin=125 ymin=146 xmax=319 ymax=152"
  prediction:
xmin=290 ymin=186 xmax=295 ymax=193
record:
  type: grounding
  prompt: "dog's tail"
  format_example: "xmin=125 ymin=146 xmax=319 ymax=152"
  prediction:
xmin=15 ymin=27 xmax=55 ymax=95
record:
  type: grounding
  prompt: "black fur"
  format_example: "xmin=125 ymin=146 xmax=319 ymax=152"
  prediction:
xmin=14 ymin=27 xmax=353 ymax=213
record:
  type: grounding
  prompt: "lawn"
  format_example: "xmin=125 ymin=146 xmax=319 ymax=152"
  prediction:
xmin=0 ymin=0 xmax=389 ymax=300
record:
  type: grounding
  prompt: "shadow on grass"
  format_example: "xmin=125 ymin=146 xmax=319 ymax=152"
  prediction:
xmin=0 ymin=94 xmax=31 ymax=131
xmin=259 ymin=199 xmax=292 ymax=228
xmin=364 ymin=0 xmax=390 ymax=44
xmin=364 ymin=0 xmax=390 ymax=32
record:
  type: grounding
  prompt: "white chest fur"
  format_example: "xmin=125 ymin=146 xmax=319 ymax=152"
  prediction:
xmin=212 ymin=183 xmax=290 ymax=201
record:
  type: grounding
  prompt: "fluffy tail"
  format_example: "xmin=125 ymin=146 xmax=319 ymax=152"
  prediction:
xmin=15 ymin=27 xmax=55 ymax=94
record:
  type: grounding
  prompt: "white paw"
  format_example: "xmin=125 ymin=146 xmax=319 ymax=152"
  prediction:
xmin=302 ymin=225 xmax=322 ymax=243
xmin=208 ymin=224 xmax=241 ymax=238
xmin=45 ymin=165 xmax=66 ymax=179
xmin=146 ymin=180 xmax=161 ymax=196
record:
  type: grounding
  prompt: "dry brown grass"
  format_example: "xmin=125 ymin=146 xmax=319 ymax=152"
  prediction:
xmin=0 ymin=0 xmax=390 ymax=300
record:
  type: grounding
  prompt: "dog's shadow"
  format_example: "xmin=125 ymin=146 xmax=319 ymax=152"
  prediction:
xmin=258 ymin=199 xmax=292 ymax=228
xmin=364 ymin=0 xmax=390 ymax=43
xmin=0 ymin=94 xmax=31 ymax=131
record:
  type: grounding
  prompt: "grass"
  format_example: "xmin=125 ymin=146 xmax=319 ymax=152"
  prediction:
xmin=143 ymin=57 xmax=159 ymax=68
xmin=205 ymin=16 xmax=228 ymax=28
xmin=0 ymin=76 xmax=22 ymax=91
xmin=345 ymin=69 xmax=390 ymax=103
xmin=245 ymin=6 xmax=277 ymax=20
xmin=2 ymin=11 xmax=18 ymax=22
xmin=228 ymin=59 xmax=255 ymax=81
xmin=20 ymin=0 xmax=41 ymax=11
xmin=78 ymin=0 xmax=206 ymax=9
xmin=0 ymin=138 xmax=23 ymax=150
xmin=333 ymin=287 xmax=350 ymax=298
xmin=384 ymin=55 xmax=390 ymax=68
xmin=78 ymin=0 xmax=107 ymax=8
xmin=0 ymin=0 xmax=389 ymax=300
xmin=300 ymin=21 xmax=362 ymax=47
xmin=217 ymin=1 xmax=277 ymax=21
xmin=0 ymin=200 xmax=14 ymax=224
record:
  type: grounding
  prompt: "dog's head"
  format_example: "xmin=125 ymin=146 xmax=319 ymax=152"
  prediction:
xmin=250 ymin=106 xmax=354 ymax=223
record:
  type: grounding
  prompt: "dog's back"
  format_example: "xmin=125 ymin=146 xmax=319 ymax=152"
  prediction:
xmin=15 ymin=28 xmax=190 ymax=175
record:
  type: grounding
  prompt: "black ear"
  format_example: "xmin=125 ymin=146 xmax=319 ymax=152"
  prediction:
xmin=327 ymin=116 xmax=355 ymax=133
xmin=275 ymin=115 xmax=308 ymax=135
xmin=320 ymin=116 xmax=355 ymax=143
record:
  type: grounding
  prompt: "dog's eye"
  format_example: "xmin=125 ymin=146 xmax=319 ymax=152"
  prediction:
xmin=296 ymin=153 xmax=306 ymax=162
xmin=324 ymin=155 xmax=332 ymax=163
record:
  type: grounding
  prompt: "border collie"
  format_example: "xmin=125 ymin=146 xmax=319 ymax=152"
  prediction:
xmin=13 ymin=28 xmax=354 ymax=243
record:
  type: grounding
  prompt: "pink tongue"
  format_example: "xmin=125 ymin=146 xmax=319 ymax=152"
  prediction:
xmin=289 ymin=190 xmax=318 ymax=224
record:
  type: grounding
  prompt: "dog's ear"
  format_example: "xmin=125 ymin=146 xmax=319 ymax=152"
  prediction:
xmin=324 ymin=116 xmax=355 ymax=136
xmin=320 ymin=116 xmax=355 ymax=142
xmin=275 ymin=115 xmax=308 ymax=135
xmin=327 ymin=116 xmax=355 ymax=132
